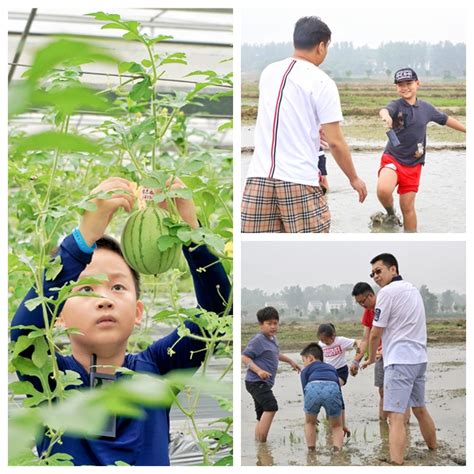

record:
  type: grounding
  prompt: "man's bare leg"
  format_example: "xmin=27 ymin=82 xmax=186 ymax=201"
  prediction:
xmin=387 ymin=412 xmax=406 ymax=465
xmin=411 ymin=406 xmax=437 ymax=450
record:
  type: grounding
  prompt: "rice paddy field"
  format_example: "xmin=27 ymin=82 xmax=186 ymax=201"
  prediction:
xmin=241 ymin=320 xmax=466 ymax=466
xmin=241 ymin=80 xmax=466 ymax=145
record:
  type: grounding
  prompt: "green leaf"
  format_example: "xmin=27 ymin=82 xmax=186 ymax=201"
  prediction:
xmin=218 ymin=119 xmax=233 ymax=132
xmin=152 ymin=309 xmax=178 ymax=322
xmin=214 ymin=455 xmax=233 ymax=466
xmin=101 ymin=23 xmax=130 ymax=31
xmin=32 ymin=85 xmax=111 ymax=115
xmin=12 ymin=132 xmax=101 ymax=155
xmin=43 ymin=453 xmax=74 ymax=466
xmin=26 ymin=38 xmax=118 ymax=83
xmin=31 ymin=337 xmax=50 ymax=369
xmin=157 ymin=235 xmax=180 ymax=251
xmin=118 ymin=61 xmax=144 ymax=74
xmin=9 ymin=380 xmax=48 ymax=407
xmin=159 ymin=52 xmax=188 ymax=66
xmin=149 ymin=34 xmax=173 ymax=45
xmin=86 ymin=12 xmax=122 ymax=22
xmin=24 ymin=295 xmax=50 ymax=312
xmin=12 ymin=335 xmax=35 ymax=358
xmin=45 ymin=255 xmax=62 ymax=281
xmin=129 ymin=77 xmax=152 ymax=102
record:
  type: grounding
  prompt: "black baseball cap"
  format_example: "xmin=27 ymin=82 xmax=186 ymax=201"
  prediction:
xmin=394 ymin=68 xmax=418 ymax=84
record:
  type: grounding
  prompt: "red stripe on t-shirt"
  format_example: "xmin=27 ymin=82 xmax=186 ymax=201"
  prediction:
xmin=268 ymin=59 xmax=296 ymax=178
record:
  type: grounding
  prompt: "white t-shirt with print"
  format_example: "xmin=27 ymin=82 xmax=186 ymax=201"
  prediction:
xmin=246 ymin=57 xmax=343 ymax=186
xmin=372 ymin=279 xmax=427 ymax=367
xmin=318 ymin=336 xmax=355 ymax=369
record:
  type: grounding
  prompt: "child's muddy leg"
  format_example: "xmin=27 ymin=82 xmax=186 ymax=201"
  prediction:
xmin=304 ymin=413 xmax=318 ymax=449
xmin=256 ymin=411 xmax=276 ymax=442
xmin=377 ymin=167 xmax=398 ymax=215
xmin=399 ymin=192 xmax=417 ymax=232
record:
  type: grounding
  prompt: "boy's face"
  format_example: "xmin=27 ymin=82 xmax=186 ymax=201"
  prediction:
xmin=259 ymin=319 xmax=279 ymax=338
xmin=396 ymin=80 xmax=419 ymax=101
xmin=302 ymin=354 xmax=315 ymax=367
xmin=319 ymin=334 xmax=335 ymax=345
xmin=56 ymin=248 xmax=144 ymax=355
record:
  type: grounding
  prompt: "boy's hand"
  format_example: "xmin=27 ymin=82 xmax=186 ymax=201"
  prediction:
xmin=290 ymin=360 xmax=301 ymax=373
xmin=380 ymin=109 xmax=393 ymax=129
xmin=156 ymin=177 xmax=199 ymax=229
xmin=350 ymin=362 xmax=359 ymax=377
xmin=319 ymin=175 xmax=329 ymax=193
xmin=79 ymin=177 xmax=135 ymax=246
xmin=256 ymin=369 xmax=272 ymax=380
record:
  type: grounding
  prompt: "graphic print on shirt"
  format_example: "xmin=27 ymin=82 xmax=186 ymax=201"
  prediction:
xmin=323 ymin=345 xmax=343 ymax=358
xmin=268 ymin=59 xmax=297 ymax=178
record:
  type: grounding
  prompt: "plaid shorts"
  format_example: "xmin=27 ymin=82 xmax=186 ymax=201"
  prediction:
xmin=241 ymin=177 xmax=331 ymax=233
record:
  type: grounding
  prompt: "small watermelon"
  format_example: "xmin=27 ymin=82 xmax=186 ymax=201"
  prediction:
xmin=121 ymin=206 xmax=182 ymax=275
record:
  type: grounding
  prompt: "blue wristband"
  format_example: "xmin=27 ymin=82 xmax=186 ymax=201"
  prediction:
xmin=72 ymin=227 xmax=97 ymax=254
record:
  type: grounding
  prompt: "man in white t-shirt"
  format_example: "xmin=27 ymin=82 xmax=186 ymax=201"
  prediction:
xmin=362 ymin=253 xmax=436 ymax=465
xmin=241 ymin=16 xmax=367 ymax=233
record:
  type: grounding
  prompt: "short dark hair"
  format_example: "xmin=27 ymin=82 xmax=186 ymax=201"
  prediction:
xmin=257 ymin=306 xmax=279 ymax=323
xmin=51 ymin=235 xmax=141 ymax=298
xmin=370 ymin=253 xmax=399 ymax=274
xmin=352 ymin=282 xmax=375 ymax=297
xmin=293 ymin=16 xmax=331 ymax=50
xmin=96 ymin=236 xmax=141 ymax=298
xmin=317 ymin=323 xmax=335 ymax=338
xmin=300 ymin=342 xmax=324 ymax=362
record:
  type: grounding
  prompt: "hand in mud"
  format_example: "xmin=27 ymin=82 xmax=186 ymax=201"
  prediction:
xmin=350 ymin=364 xmax=359 ymax=376
xmin=290 ymin=361 xmax=301 ymax=373
xmin=361 ymin=359 xmax=374 ymax=370
xmin=382 ymin=116 xmax=393 ymax=129
xmin=257 ymin=369 xmax=272 ymax=380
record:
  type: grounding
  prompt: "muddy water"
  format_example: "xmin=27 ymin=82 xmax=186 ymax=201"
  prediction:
xmin=241 ymin=344 xmax=465 ymax=466
xmin=240 ymin=149 xmax=465 ymax=233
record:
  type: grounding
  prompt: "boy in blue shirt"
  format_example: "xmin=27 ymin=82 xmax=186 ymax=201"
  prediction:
xmin=377 ymin=67 xmax=466 ymax=232
xmin=300 ymin=342 xmax=344 ymax=452
xmin=242 ymin=306 xmax=300 ymax=442
xmin=11 ymin=177 xmax=231 ymax=466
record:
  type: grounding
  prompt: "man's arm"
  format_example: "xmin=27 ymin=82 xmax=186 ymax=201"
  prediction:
xmin=320 ymin=122 xmax=367 ymax=203
xmin=278 ymin=353 xmax=301 ymax=373
xmin=361 ymin=326 xmax=384 ymax=369
xmin=445 ymin=116 xmax=466 ymax=133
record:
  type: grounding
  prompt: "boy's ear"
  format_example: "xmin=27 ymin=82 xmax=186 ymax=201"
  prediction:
xmin=135 ymin=300 xmax=144 ymax=326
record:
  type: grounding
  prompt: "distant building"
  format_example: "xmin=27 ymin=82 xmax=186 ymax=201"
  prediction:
xmin=308 ymin=300 xmax=324 ymax=313
xmin=325 ymin=300 xmax=346 ymax=313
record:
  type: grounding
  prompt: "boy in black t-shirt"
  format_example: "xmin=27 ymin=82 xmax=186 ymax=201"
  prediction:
xmin=377 ymin=67 xmax=466 ymax=232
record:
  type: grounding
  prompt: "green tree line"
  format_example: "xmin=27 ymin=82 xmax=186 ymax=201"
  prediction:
xmin=242 ymin=41 xmax=466 ymax=79
xmin=242 ymin=285 xmax=466 ymax=321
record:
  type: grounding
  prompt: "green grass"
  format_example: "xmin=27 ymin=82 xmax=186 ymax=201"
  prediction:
xmin=242 ymin=81 xmax=466 ymax=144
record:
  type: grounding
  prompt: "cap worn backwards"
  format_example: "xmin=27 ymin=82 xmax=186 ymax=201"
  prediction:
xmin=394 ymin=68 xmax=418 ymax=84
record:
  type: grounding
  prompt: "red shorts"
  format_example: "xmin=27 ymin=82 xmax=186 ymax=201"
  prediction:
xmin=378 ymin=154 xmax=422 ymax=194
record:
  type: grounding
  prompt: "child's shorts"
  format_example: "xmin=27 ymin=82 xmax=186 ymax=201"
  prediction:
xmin=378 ymin=153 xmax=422 ymax=194
xmin=245 ymin=381 xmax=278 ymax=420
xmin=304 ymin=381 xmax=343 ymax=418
xmin=383 ymin=363 xmax=427 ymax=413
xmin=241 ymin=177 xmax=331 ymax=233
xmin=336 ymin=365 xmax=349 ymax=385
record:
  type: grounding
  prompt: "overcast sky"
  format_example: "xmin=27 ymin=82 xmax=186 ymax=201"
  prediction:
xmin=242 ymin=241 xmax=466 ymax=294
xmin=242 ymin=7 xmax=466 ymax=47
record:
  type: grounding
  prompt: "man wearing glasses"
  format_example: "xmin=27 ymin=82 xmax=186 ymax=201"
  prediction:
xmin=361 ymin=253 xmax=436 ymax=465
